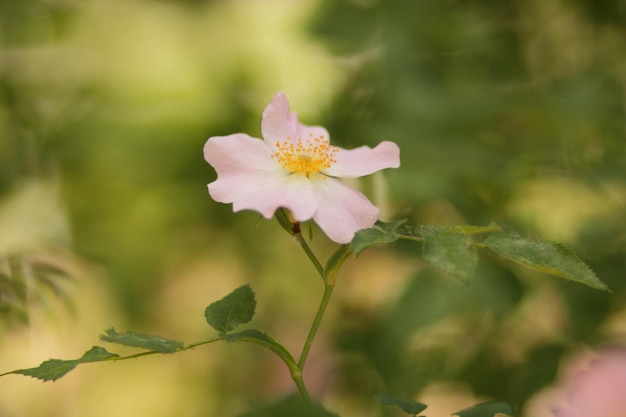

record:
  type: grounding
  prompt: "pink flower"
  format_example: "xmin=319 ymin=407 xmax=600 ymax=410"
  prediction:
xmin=550 ymin=347 xmax=626 ymax=417
xmin=203 ymin=91 xmax=400 ymax=244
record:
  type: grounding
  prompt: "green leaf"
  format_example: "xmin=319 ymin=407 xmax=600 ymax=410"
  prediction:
xmin=80 ymin=346 xmax=120 ymax=362
xmin=351 ymin=219 xmax=407 ymax=256
xmin=422 ymin=227 xmax=478 ymax=281
xmin=9 ymin=346 xmax=119 ymax=381
xmin=100 ymin=328 xmax=183 ymax=353
xmin=205 ymin=284 xmax=256 ymax=333
xmin=484 ymin=233 xmax=609 ymax=291
xmin=453 ymin=400 xmax=514 ymax=417
xmin=377 ymin=394 xmax=428 ymax=415
xmin=12 ymin=359 xmax=79 ymax=381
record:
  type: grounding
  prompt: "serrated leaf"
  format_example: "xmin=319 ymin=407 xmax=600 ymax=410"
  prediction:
xmin=422 ymin=227 xmax=478 ymax=281
xmin=205 ymin=284 xmax=256 ymax=333
xmin=9 ymin=346 xmax=119 ymax=381
xmin=453 ymin=400 xmax=514 ymax=417
xmin=484 ymin=233 xmax=609 ymax=291
xmin=13 ymin=359 xmax=78 ymax=381
xmin=377 ymin=394 xmax=428 ymax=415
xmin=80 ymin=346 xmax=120 ymax=362
xmin=351 ymin=219 xmax=407 ymax=256
xmin=100 ymin=328 xmax=183 ymax=353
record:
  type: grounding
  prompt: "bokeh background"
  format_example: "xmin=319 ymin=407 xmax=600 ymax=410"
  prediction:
xmin=1 ymin=0 xmax=625 ymax=416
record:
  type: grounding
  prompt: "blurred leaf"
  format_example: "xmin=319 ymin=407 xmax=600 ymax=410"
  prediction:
xmin=377 ymin=394 xmax=428 ymax=415
xmin=8 ymin=346 xmax=119 ymax=381
xmin=351 ymin=219 xmax=407 ymax=256
xmin=238 ymin=393 xmax=338 ymax=417
xmin=0 ymin=253 xmax=75 ymax=326
xmin=484 ymin=233 xmax=609 ymax=291
xmin=222 ymin=329 xmax=296 ymax=368
xmin=422 ymin=227 xmax=478 ymax=281
xmin=205 ymin=284 xmax=256 ymax=333
xmin=100 ymin=328 xmax=183 ymax=353
xmin=452 ymin=400 xmax=514 ymax=417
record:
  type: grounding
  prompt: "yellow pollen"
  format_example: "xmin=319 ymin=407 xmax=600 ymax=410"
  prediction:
xmin=272 ymin=134 xmax=339 ymax=176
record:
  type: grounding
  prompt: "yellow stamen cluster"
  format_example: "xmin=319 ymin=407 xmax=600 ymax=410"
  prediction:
xmin=272 ymin=134 xmax=339 ymax=177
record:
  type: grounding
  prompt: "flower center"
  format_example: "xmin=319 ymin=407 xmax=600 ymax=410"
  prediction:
xmin=272 ymin=134 xmax=339 ymax=177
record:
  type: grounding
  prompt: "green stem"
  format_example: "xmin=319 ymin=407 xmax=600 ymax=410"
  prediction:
xmin=398 ymin=234 xmax=425 ymax=243
xmin=298 ymin=245 xmax=351 ymax=370
xmin=294 ymin=233 xmax=325 ymax=280
xmin=292 ymin=371 xmax=312 ymax=404
xmin=288 ymin=225 xmax=352 ymax=402
xmin=298 ymin=282 xmax=334 ymax=370
xmin=227 ymin=330 xmax=311 ymax=404
xmin=108 ymin=337 xmax=222 ymax=362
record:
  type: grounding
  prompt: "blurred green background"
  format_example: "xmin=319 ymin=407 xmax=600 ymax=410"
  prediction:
xmin=0 ymin=0 xmax=625 ymax=416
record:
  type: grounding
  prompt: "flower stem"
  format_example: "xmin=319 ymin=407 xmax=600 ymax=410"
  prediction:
xmin=292 ymin=371 xmax=312 ymax=404
xmin=288 ymin=229 xmax=352 ymax=404
xmin=298 ymin=281 xmax=334 ymax=370
xmin=294 ymin=233 xmax=325 ymax=280
xmin=298 ymin=245 xmax=351 ymax=370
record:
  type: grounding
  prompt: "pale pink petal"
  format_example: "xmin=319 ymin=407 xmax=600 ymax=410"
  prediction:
xmin=204 ymin=134 xmax=318 ymax=220
xmin=208 ymin=171 xmax=318 ymax=220
xmin=324 ymin=141 xmax=400 ymax=178
xmin=261 ymin=91 xmax=330 ymax=151
xmin=204 ymin=133 xmax=277 ymax=174
xmin=311 ymin=178 xmax=379 ymax=244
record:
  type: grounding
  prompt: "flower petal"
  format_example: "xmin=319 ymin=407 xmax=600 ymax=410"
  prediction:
xmin=204 ymin=133 xmax=277 ymax=174
xmin=324 ymin=141 xmax=400 ymax=178
xmin=204 ymin=134 xmax=318 ymax=220
xmin=261 ymin=91 xmax=330 ymax=150
xmin=311 ymin=178 xmax=379 ymax=244
xmin=208 ymin=171 xmax=318 ymax=221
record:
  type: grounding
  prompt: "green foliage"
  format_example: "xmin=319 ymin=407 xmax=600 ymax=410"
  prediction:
xmin=452 ymin=400 xmax=514 ymax=417
xmin=377 ymin=394 xmax=428 ymax=415
xmin=0 ymin=253 xmax=74 ymax=325
xmin=7 ymin=346 xmax=119 ymax=381
xmin=351 ymin=219 xmax=407 ymax=256
xmin=204 ymin=284 xmax=257 ymax=333
xmin=352 ymin=221 xmax=607 ymax=290
xmin=238 ymin=394 xmax=339 ymax=417
xmin=422 ymin=226 xmax=478 ymax=281
xmin=484 ymin=233 xmax=608 ymax=291
xmin=0 ymin=0 xmax=619 ymax=415
xmin=100 ymin=328 xmax=183 ymax=353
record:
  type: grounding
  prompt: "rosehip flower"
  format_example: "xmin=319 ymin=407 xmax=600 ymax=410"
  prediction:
xmin=551 ymin=347 xmax=626 ymax=417
xmin=203 ymin=91 xmax=400 ymax=244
